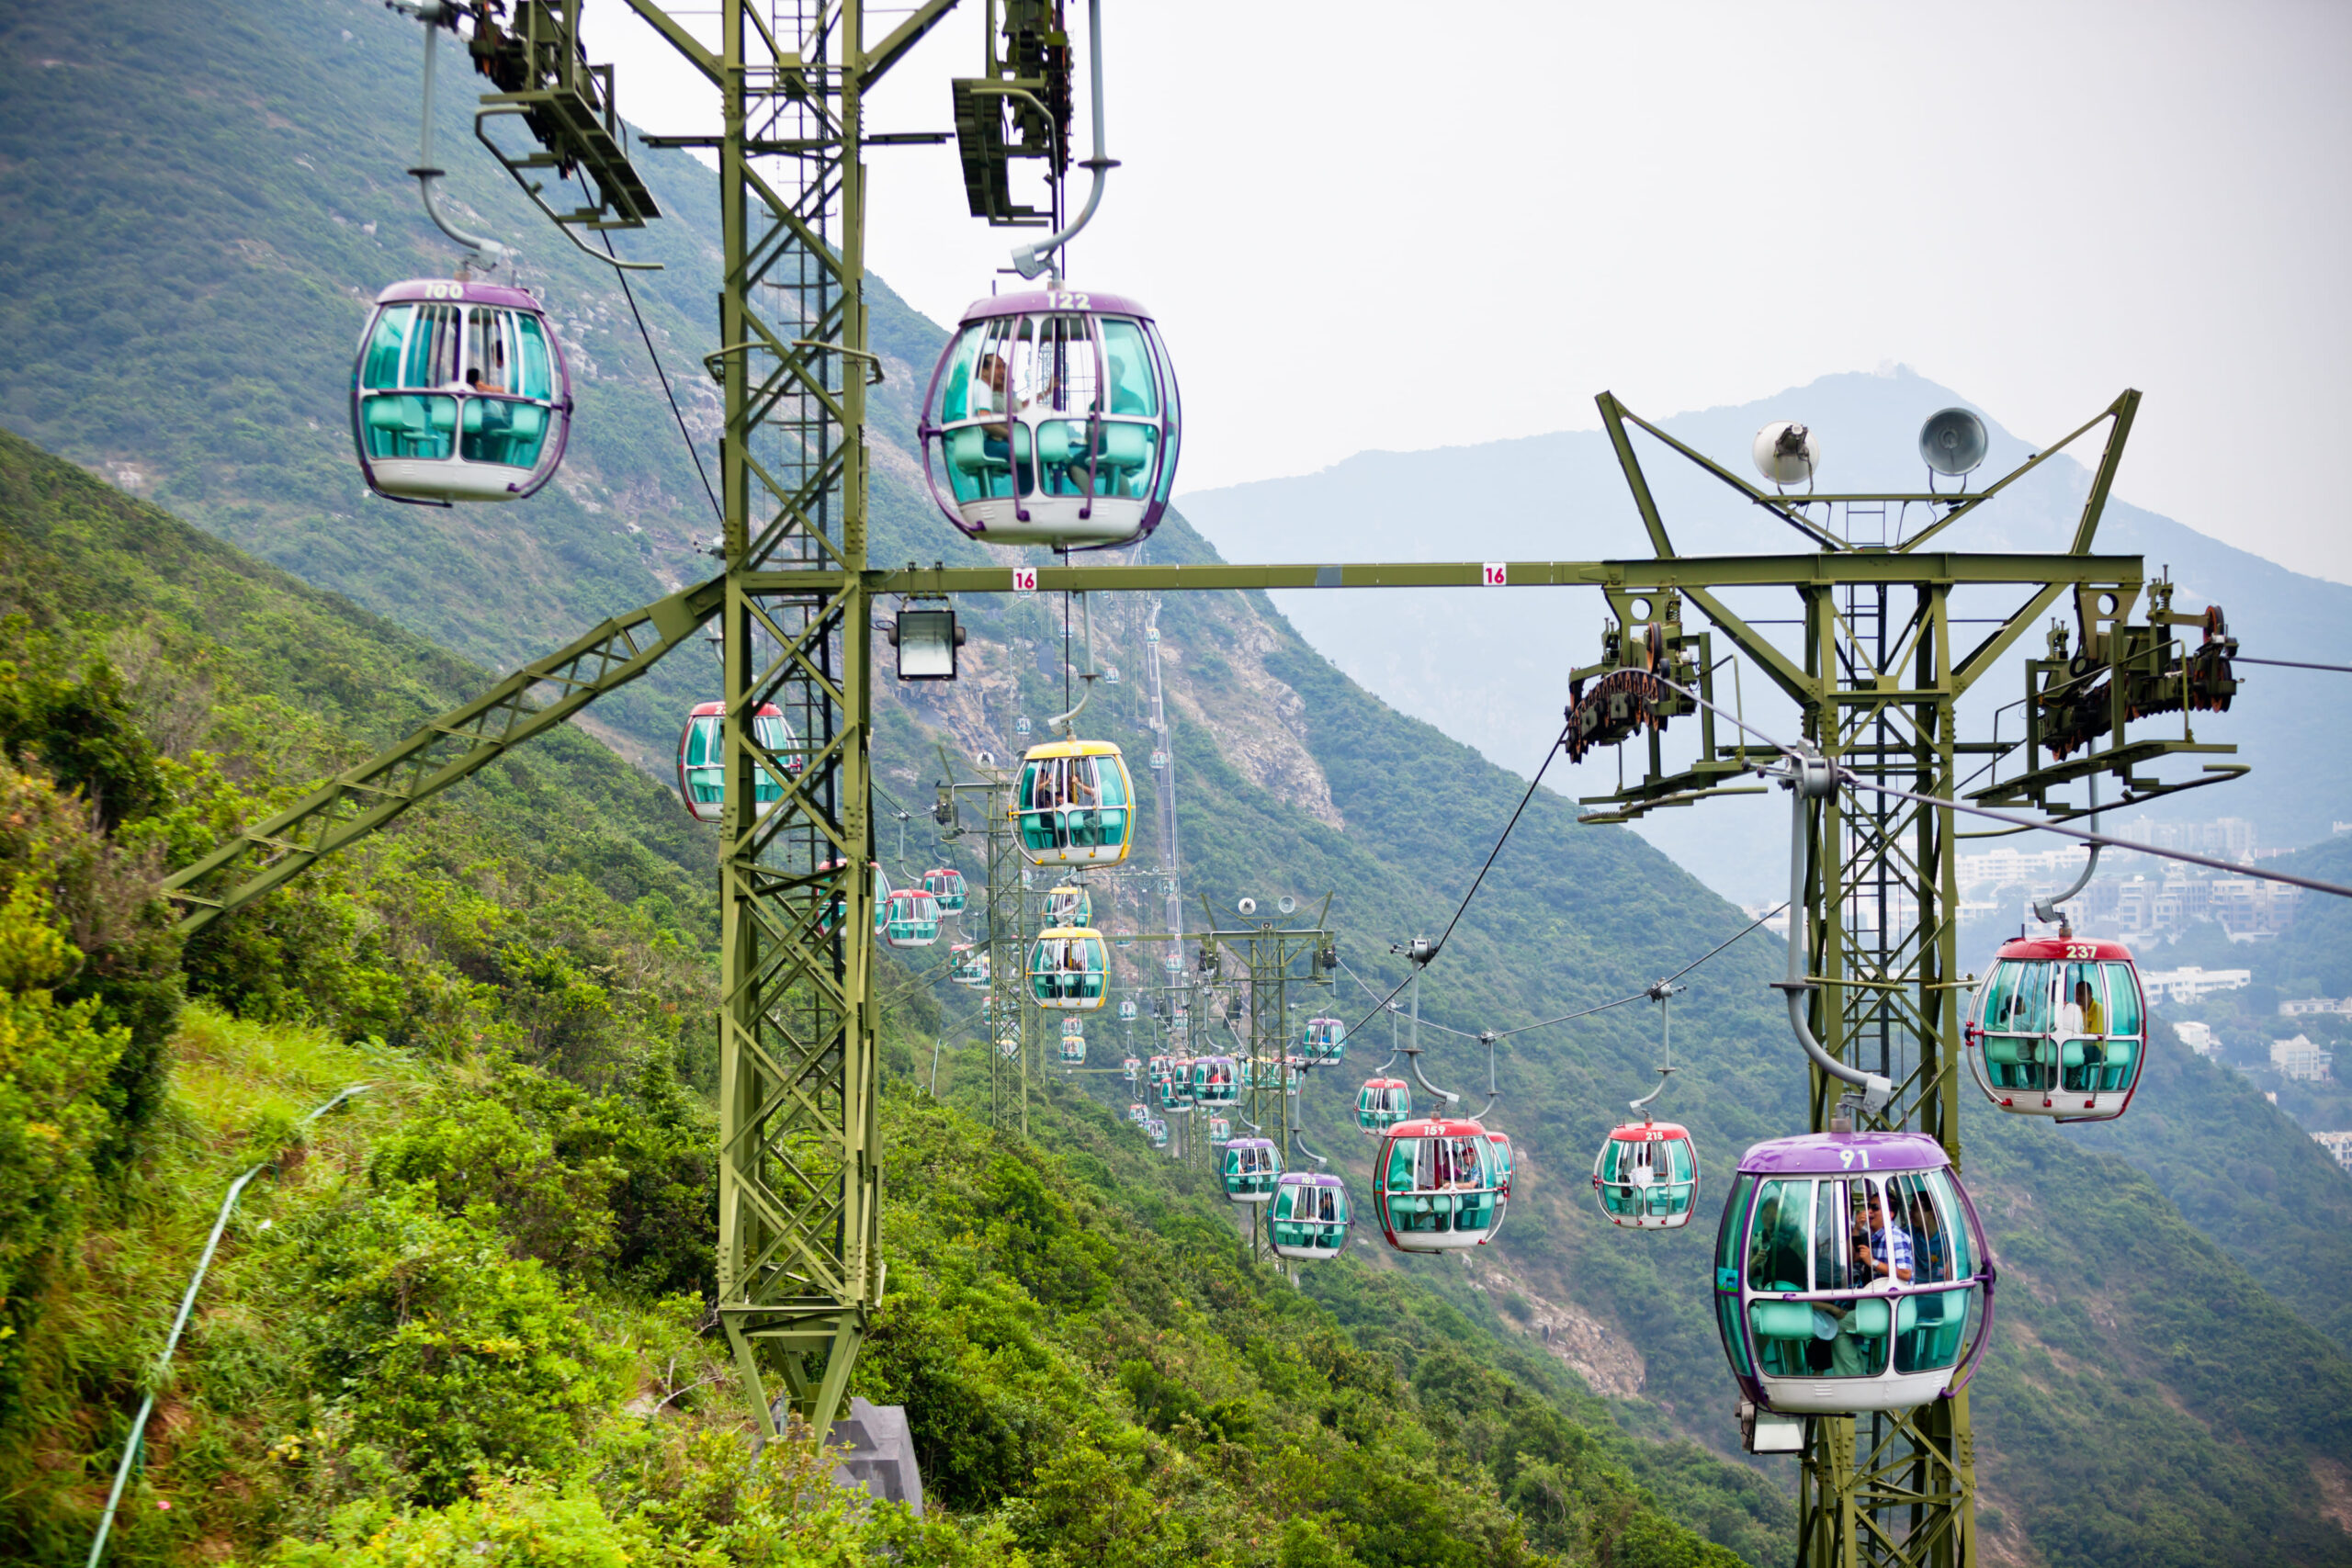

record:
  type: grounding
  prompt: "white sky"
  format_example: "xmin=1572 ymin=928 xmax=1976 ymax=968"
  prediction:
xmin=586 ymin=0 xmax=2352 ymax=584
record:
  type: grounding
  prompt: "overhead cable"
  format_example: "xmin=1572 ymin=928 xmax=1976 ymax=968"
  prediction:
xmin=1336 ymin=899 xmax=1782 ymax=1044
xmin=2235 ymin=656 xmax=2352 ymax=673
xmin=1634 ymin=671 xmax=2352 ymax=901
xmin=1338 ymin=722 xmax=1572 ymax=1040
xmin=598 ymin=230 xmax=722 ymax=524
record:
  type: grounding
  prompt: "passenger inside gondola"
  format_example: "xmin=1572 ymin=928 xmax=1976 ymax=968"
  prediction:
xmin=1019 ymin=753 xmax=1129 ymax=853
xmin=2057 ymin=967 xmax=2108 ymax=1091
xmin=1905 ymin=1185 xmax=1949 ymax=1283
xmin=1859 ymin=1187 xmax=1913 ymax=1285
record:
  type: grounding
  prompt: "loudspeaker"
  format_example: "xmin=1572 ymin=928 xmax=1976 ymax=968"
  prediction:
xmin=1238 ymin=897 xmax=1258 ymax=916
xmin=1918 ymin=407 xmax=1988 ymax=477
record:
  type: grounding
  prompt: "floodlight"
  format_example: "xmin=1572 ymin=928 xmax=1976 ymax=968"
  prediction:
xmin=1752 ymin=422 xmax=1821 ymax=487
xmin=892 ymin=605 xmax=965 ymax=681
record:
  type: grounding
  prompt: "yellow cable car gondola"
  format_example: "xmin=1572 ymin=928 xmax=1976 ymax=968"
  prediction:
xmin=1014 ymin=739 xmax=1135 ymax=866
xmin=1027 ymin=925 xmax=1109 ymax=1010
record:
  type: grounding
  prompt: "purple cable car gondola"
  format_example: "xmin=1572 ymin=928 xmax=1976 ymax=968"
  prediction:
xmin=917 ymin=287 xmax=1180 ymax=549
xmin=1713 ymin=1132 xmax=1996 ymax=1416
xmin=1267 ymin=1171 xmax=1351 ymax=1261
xmin=352 ymin=279 xmax=573 ymax=505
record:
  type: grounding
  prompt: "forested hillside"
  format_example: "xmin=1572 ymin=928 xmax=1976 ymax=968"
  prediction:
xmin=0 ymin=432 xmax=1781 ymax=1564
xmin=4 ymin=1 xmax=2351 ymax=1564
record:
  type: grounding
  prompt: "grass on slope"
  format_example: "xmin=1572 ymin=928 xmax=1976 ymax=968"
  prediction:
xmin=0 ymin=423 xmax=716 ymax=944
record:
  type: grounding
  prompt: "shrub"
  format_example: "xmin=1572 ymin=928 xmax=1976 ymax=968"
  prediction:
xmin=284 ymin=1184 xmax=625 ymax=1505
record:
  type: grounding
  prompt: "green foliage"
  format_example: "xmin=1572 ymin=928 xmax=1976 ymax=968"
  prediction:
xmin=0 ymin=4 xmax=2343 ymax=1548
xmin=857 ymin=1080 xmax=1749 ymax=1568
xmin=0 ymin=774 xmax=132 ymax=1420
xmin=2065 ymin=1023 xmax=2352 ymax=1354
xmin=0 ymin=616 xmax=163 ymax=829
xmin=280 ymin=1183 xmax=627 ymax=1505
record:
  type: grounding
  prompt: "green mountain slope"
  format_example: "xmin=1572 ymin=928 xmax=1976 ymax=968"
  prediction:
xmin=0 ymin=421 xmax=1783 ymax=1566
xmin=5 ymin=3 xmax=2351 ymax=1562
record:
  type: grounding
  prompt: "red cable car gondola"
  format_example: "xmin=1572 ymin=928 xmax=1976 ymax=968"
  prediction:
xmin=1965 ymin=934 xmax=2147 ymax=1121
xmin=1373 ymin=1117 xmax=1502 ymax=1252
xmin=881 ymin=886 xmax=942 ymax=950
xmin=1356 ymin=1077 xmax=1411 ymax=1136
xmin=1591 ymin=1121 xmax=1701 ymax=1230
xmin=675 ymin=702 xmax=799 ymax=825
xmin=920 ymin=866 xmax=969 ymax=914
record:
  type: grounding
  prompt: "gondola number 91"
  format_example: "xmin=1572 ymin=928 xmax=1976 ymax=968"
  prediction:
xmin=1838 ymin=1149 xmax=1872 ymax=1169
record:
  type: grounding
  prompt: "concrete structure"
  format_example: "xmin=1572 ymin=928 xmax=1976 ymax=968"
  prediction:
xmin=2173 ymin=1020 xmax=2221 ymax=1059
xmin=2109 ymin=815 xmax=2257 ymax=862
xmin=2271 ymin=1035 xmax=2335 ymax=1084
xmin=2143 ymin=966 xmax=2254 ymax=1005
xmin=826 ymin=1398 xmax=924 ymax=1516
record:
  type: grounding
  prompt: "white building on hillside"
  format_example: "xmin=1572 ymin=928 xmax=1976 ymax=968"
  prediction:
xmin=2143 ymin=966 xmax=2253 ymax=1005
xmin=2313 ymin=1131 xmax=2352 ymax=1173
xmin=2280 ymin=998 xmax=2352 ymax=1017
xmin=2173 ymin=1020 xmax=2221 ymax=1059
xmin=2271 ymin=1035 xmax=2334 ymax=1083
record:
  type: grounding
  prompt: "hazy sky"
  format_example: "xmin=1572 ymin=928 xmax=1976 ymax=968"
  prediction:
xmin=585 ymin=1 xmax=2352 ymax=583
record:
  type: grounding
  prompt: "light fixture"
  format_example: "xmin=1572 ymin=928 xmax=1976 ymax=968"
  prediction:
xmin=892 ymin=604 xmax=964 ymax=681
xmin=1918 ymin=408 xmax=1989 ymax=478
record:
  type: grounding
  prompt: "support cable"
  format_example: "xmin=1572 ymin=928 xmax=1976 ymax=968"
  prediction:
xmin=600 ymin=231 xmax=721 ymax=524
xmin=1337 ymin=722 xmax=1571 ymax=1040
xmin=1334 ymin=900 xmax=1781 ymax=1043
xmin=1839 ymin=774 xmax=2352 ymax=901
xmin=1634 ymin=671 xmax=2352 ymax=902
xmin=2234 ymin=656 xmax=2352 ymax=673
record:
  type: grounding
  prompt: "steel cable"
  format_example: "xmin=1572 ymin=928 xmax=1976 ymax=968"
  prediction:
xmin=1336 ymin=723 xmax=1572 ymax=1040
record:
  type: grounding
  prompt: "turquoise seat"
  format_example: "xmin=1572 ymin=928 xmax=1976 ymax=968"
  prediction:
xmin=1100 ymin=422 xmax=1149 ymax=471
xmin=948 ymin=425 xmax=1005 ymax=476
xmin=1749 ymin=1301 xmax=1815 ymax=1340
xmin=1847 ymin=1298 xmax=1890 ymax=1337
xmin=362 ymin=394 xmax=457 ymax=458
xmin=1036 ymin=419 xmax=1077 ymax=468
xmin=1895 ymin=1289 xmax=1968 ymax=1371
